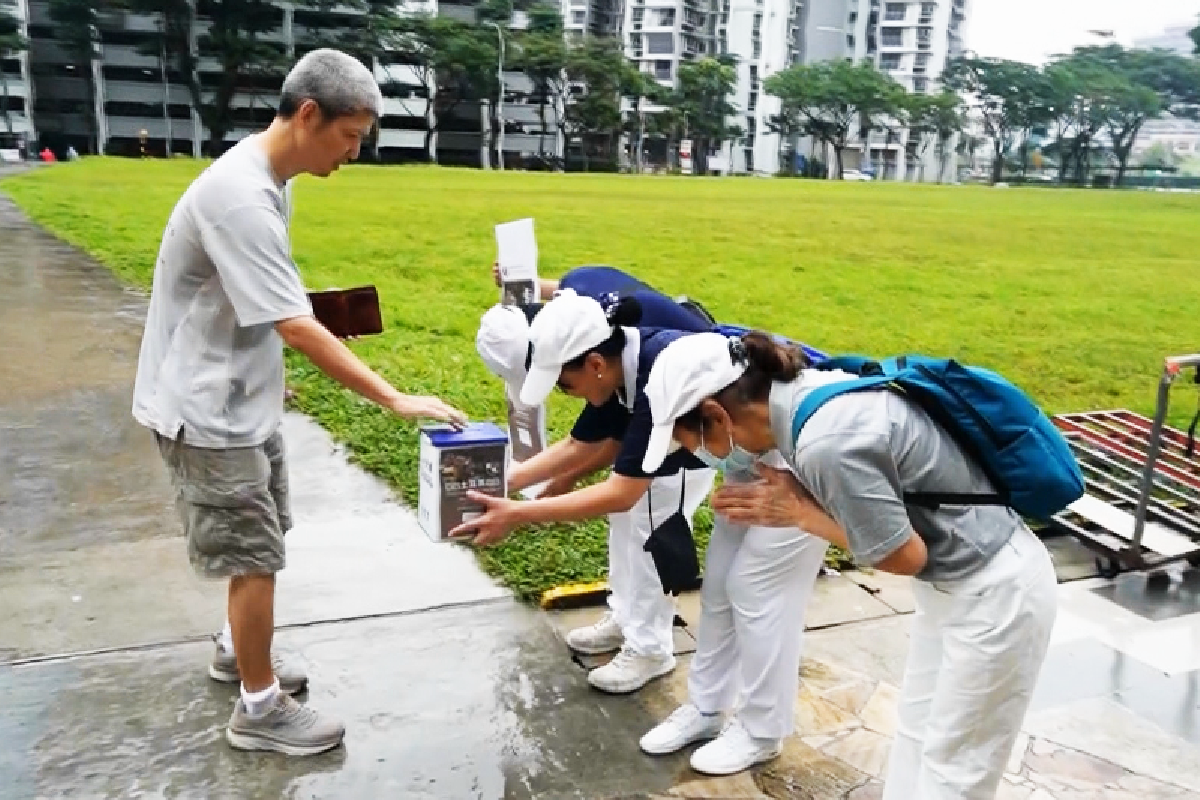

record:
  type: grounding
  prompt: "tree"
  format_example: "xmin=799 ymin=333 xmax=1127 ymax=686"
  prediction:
xmin=130 ymin=0 xmax=293 ymax=154
xmin=48 ymin=0 xmax=104 ymax=153
xmin=907 ymin=91 xmax=963 ymax=182
xmin=619 ymin=63 xmax=663 ymax=173
xmin=0 ymin=3 xmax=27 ymax=135
xmin=386 ymin=14 xmax=496 ymax=164
xmin=319 ymin=0 xmax=412 ymax=160
xmin=1138 ymin=141 xmax=1178 ymax=170
xmin=1040 ymin=57 xmax=1108 ymax=183
xmin=764 ymin=59 xmax=904 ymax=179
xmin=942 ymin=56 xmax=1045 ymax=184
xmin=1190 ymin=16 xmax=1199 ymax=56
xmin=765 ymin=104 xmax=804 ymax=176
xmin=674 ymin=56 xmax=739 ymax=175
xmin=561 ymin=36 xmax=625 ymax=170
xmin=1068 ymin=45 xmax=1200 ymax=185
xmin=515 ymin=4 xmax=566 ymax=164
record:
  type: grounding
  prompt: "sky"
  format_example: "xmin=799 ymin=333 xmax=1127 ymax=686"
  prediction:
xmin=967 ymin=0 xmax=1199 ymax=64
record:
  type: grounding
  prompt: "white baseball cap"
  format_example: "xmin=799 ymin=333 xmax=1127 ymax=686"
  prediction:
xmin=476 ymin=304 xmax=532 ymax=402
xmin=519 ymin=290 xmax=612 ymax=407
xmin=642 ymin=332 xmax=747 ymax=474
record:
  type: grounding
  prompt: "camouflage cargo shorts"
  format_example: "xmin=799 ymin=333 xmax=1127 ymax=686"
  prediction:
xmin=154 ymin=429 xmax=292 ymax=578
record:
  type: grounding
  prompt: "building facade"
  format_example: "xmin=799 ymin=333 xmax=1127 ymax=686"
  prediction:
xmin=0 ymin=0 xmax=35 ymax=152
xmin=723 ymin=0 xmax=970 ymax=178
xmin=3 ymin=0 xmax=557 ymax=165
xmin=1 ymin=0 xmax=970 ymax=176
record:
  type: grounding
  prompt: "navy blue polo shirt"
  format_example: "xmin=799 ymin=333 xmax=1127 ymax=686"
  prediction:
xmin=544 ymin=267 xmax=710 ymax=474
xmin=571 ymin=327 xmax=708 ymax=479
xmin=560 ymin=266 xmax=713 ymax=334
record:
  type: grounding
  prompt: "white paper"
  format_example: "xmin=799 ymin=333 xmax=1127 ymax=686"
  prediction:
xmin=496 ymin=218 xmax=539 ymax=305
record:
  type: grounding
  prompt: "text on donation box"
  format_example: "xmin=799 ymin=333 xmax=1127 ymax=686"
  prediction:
xmin=418 ymin=423 xmax=509 ymax=542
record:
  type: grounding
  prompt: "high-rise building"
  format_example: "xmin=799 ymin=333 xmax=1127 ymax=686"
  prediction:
xmin=0 ymin=0 xmax=35 ymax=152
xmin=2 ymin=0 xmax=557 ymax=165
xmin=723 ymin=0 xmax=971 ymax=177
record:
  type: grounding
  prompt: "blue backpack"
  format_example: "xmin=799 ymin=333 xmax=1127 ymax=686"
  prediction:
xmin=790 ymin=355 xmax=1085 ymax=520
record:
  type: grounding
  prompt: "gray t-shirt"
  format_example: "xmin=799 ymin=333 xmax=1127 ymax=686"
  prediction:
xmin=768 ymin=376 xmax=1020 ymax=582
xmin=132 ymin=135 xmax=312 ymax=448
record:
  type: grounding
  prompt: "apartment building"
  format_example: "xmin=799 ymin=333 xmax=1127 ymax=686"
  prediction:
xmin=0 ymin=0 xmax=35 ymax=152
xmin=724 ymin=0 xmax=969 ymax=178
xmin=5 ymin=0 xmax=555 ymax=165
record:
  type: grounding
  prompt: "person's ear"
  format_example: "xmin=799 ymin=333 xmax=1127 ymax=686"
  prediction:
xmin=584 ymin=352 xmax=607 ymax=378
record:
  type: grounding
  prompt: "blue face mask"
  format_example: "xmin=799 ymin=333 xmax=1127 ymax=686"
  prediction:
xmin=695 ymin=427 xmax=759 ymax=475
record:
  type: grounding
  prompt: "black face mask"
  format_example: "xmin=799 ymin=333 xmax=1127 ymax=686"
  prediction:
xmin=643 ymin=476 xmax=701 ymax=596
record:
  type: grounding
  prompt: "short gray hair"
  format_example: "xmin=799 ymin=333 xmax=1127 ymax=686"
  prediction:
xmin=278 ymin=48 xmax=383 ymax=120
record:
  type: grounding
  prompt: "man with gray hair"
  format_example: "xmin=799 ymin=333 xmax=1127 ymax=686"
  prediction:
xmin=133 ymin=48 xmax=466 ymax=755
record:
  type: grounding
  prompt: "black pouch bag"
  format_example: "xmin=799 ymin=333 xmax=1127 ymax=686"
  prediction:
xmin=643 ymin=476 xmax=702 ymax=595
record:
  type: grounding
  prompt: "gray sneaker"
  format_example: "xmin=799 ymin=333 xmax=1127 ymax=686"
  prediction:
xmin=209 ymin=640 xmax=309 ymax=695
xmin=226 ymin=693 xmax=345 ymax=756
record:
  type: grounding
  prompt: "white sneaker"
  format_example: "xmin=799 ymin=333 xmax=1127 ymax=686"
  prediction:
xmin=640 ymin=703 xmax=724 ymax=755
xmin=690 ymin=719 xmax=782 ymax=776
xmin=587 ymin=645 xmax=675 ymax=694
xmin=565 ymin=612 xmax=624 ymax=655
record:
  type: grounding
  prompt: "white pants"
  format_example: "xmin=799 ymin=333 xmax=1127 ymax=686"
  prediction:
xmin=687 ymin=457 xmax=829 ymax=739
xmin=882 ymin=524 xmax=1058 ymax=800
xmin=607 ymin=468 xmax=716 ymax=657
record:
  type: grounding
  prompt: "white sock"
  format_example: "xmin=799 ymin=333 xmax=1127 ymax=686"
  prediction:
xmin=218 ymin=621 xmax=235 ymax=654
xmin=241 ymin=680 xmax=281 ymax=718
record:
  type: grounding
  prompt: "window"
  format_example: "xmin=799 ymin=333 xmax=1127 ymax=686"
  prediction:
xmin=572 ymin=9 xmax=585 ymax=23
xmin=655 ymin=8 xmax=675 ymax=25
xmin=913 ymin=77 xmax=928 ymax=93
xmin=881 ymin=27 xmax=902 ymax=47
xmin=917 ymin=26 xmax=932 ymax=42
xmin=884 ymin=2 xmax=906 ymax=21
xmin=646 ymin=32 xmax=673 ymax=54
xmin=914 ymin=53 xmax=930 ymax=72
xmin=920 ymin=1 xmax=935 ymax=22
xmin=880 ymin=53 xmax=901 ymax=70
xmin=654 ymin=60 xmax=672 ymax=80
xmin=632 ymin=7 xmax=644 ymax=22
xmin=748 ymin=92 xmax=757 ymax=111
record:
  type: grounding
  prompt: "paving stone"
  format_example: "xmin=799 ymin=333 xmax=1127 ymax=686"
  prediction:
xmin=845 ymin=779 xmax=884 ymax=799
xmin=822 ymin=729 xmax=893 ymax=780
xmin=753 ymin=738 xmax=867 ymax=800
xmin=1008 ymin=733 xmax=1031 ymax=775
xmin=804 ymin=575 xmax=897 ymax=629
xmin=668 ymin=772 xmax=770 ymax=799
xmin=821 ymin=679 xmax=877 ymax=716
xmin=844 ymin=570 xmax=916 ymax=615
xmin=795 ymin=683 xmax=863 ymax=737
xmin=858 ymin=683 xmax=899 ymax=738
xmin=1025 ymin=740 xmax=1130 ymax=792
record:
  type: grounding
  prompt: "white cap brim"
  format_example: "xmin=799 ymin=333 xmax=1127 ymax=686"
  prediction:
xmin=519 ymin=364 xmax=559 ymax=408
xmin=642 ymin=423 xmax=675 ymax=475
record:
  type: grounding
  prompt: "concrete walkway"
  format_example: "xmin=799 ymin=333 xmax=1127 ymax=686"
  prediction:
xmin=4 ymin=175 xmax=1200 ymax=800
xmin=0 ymin=191 xmax=686 ymax=798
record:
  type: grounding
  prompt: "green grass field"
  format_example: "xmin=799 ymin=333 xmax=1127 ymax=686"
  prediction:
xmin=5 ymin=159 xmax=1199 ymax=600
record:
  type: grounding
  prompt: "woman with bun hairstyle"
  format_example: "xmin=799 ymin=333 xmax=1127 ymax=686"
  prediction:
xmin=467 ymin=289 xmax=718 ymax=696
xmin=638 ymin=331 xmax=1058 ymax=800
xmin=456 ymin=295 xmax=831 ymax=777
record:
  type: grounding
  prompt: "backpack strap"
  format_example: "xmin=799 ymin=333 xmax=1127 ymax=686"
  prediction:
xmin=790 ymin=376 xmax=894 ymax=443
xmin=791 ymin=374 xmax=1008 ymax=512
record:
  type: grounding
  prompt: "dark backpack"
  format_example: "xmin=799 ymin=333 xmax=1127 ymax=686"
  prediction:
xmin=791 ymin=355 xmax=1085 ymax=520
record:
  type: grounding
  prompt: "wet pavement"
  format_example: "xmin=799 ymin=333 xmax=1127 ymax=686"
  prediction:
xmin=5 ymin=177 xmax=1200 ymax=799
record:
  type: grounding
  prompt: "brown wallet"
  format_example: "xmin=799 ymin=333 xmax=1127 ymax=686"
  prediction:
xmin=307 ymin=286 xmax=384 ymax=339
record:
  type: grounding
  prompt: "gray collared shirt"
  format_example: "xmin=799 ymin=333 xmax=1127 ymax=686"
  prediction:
xmin=768 ymin=375 xmax=1018 ymax=582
